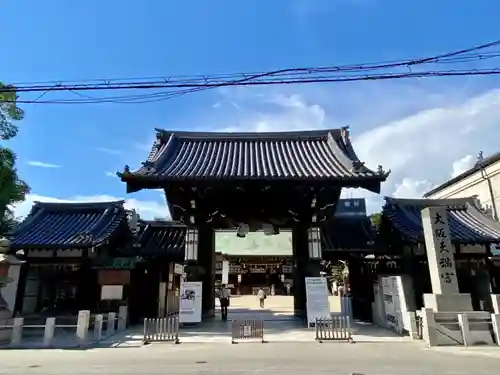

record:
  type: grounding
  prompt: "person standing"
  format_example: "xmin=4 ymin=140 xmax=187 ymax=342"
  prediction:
xmin=219 ymin=284 xmax=230 ymax=321
xmin=257 ymin=287 xmax=266 ymax=308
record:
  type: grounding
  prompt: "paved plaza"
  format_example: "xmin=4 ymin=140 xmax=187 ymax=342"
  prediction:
xmin=2 ymin=342 xmax=500 ymax=375
xmin=2 ymin=296 xmax=500 ymax=374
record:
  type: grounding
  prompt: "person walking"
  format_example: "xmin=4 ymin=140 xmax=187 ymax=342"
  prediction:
xmin=219 ymin=283 xmax=230 ymax=321
xmin=257 ymin=287 xmax=266 ymax=308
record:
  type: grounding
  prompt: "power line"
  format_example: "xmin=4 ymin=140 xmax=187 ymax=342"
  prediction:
xmin=2 ymin=39 xmax=500 ymax=105
xmin=7 ymin=68 xmax=500 ymax=105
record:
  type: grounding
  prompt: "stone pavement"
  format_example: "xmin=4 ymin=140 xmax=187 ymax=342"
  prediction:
xmin=100 ymin=295 xmax=410 ymax=345
xmin=2 ymin=341 xmax=500 ymax=375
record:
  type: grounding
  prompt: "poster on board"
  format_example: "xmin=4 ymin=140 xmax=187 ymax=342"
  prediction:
xmin=305 ymin=277 xmax=331 ymax=328
xmin=179 ymin=281 xmax=203 ymax=323
xmin=381 ymin=276 xmax=403 ymax=333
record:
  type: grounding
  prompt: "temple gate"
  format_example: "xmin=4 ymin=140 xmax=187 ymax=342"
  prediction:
xmin=119 ymin=127 xmax=389 ymax=319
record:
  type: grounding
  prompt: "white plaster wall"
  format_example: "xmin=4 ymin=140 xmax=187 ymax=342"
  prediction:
xmin=426 ymin=160 xmax=500 ymax=219
xmin=4 ymin=264 xmax=21 ymax=314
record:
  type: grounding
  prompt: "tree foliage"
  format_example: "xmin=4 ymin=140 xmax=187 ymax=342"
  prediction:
xmin=0 ymin=82 xmax=29 ymax=231
xmin=369 ymin=212 xmax=382 ymax=227
xmin=0 ymin=83 xmax=25 ymax=141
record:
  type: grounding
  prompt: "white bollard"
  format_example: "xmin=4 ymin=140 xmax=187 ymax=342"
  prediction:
xmin=118 ymin=306 xmax=128 ymax=331
xmin=491 ymin=314 xmax=500 ymax=346
xmin=43 ymin=317 xmax=55 ymax=347
xmin=458 ymin=314 xmax=472 ymax=346
xmin=11 ymin=317 xmax=24 ymax=345
xmin=94 ymin=314 xmax=103 ymax=341
xmin=408 ymin=312 xmax=419 ymax=340
xmin=107 ymin=312 xmax=116 ymax=337
xmin=421 ymin=308 xmax=438 ymax=346
xmin=76 ymin=310 xmax=90 ymax=343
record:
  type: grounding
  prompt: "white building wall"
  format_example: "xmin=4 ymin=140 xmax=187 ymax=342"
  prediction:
xmin=425 ymin=160 xmax=500 ymax=220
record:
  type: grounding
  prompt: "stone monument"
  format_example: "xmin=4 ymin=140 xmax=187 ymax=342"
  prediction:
xmin=421 ymin=207 xmax=472 ymax=311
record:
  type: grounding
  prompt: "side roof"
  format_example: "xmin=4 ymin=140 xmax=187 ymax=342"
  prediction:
xmin=321 ymin=215 xmax=376 ymax=252
xmin=137 ymin=220 xmax=185 ymax=259
xmin=119 ymin=127 xmax=390 ymax=192
xmin=382 ymin=197 xmax=500 ymax=244
xmin=11 ymin=201 xmax=129 ymax=250
xmin=424 ymin=151 xmax=500 ymax=197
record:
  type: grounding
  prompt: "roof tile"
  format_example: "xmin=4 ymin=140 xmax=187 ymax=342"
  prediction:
xmin=138 ymin=221 xmax=185 ymax=259
xmin=11 ymin=201 xmax=128 ymax=250
xmin=382 ymin=197 xmax=500 ymax=244
xmin=121 ymin=129 xmax=389 ymax=185
xmin=322 ymin=216 xmax=376 ymax=251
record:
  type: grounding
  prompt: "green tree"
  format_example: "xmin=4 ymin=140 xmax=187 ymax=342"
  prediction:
xmin=369 ymin=212 xmax=382 ymax=227
xmin=0 ymin=83 xmax=29 ymax=231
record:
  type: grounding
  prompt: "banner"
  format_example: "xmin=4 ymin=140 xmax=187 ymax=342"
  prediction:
xmin=305 ymin=277 xmax=331 ymax=328
xmin=179 ymin=281 xmax=203 ymax=323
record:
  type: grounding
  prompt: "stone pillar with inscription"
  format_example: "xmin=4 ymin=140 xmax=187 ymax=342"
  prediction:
xmin=421 ymin=207 xmax=473 ymax=312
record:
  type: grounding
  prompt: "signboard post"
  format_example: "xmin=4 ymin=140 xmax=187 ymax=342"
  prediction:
xmin=179 ymin=281 xmax=203 ymax=324
xmin=305 ymin=277 xmax=331 ymax=327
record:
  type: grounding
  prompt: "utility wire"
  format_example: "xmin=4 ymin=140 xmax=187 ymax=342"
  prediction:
xmin=2 ymin=39 xmax=500 ymax=95
xmin=6 ymin=68 xmax=500 ymax=105
xmin=2 ymin=39 xmax=500 ymax=105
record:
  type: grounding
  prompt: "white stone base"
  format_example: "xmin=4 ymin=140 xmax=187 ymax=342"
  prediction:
xmin=423 ymin=293 xmax=473 ymax=312
xmin=0 ymin=308 xmax=12 ymax=343
xmin=491 ymin=294 xmax=500 ymax=314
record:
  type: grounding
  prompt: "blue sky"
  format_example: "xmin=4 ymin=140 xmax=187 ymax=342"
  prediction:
xmin=3 ymin=0 xmax=500 ymax=218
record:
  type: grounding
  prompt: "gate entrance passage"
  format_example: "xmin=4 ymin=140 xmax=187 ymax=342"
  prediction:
xmin=120 ymin=127 xmax=389 ymax=321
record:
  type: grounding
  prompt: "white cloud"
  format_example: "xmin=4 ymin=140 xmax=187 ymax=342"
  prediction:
xmin=12 ymin=193 xmax=170 ymax=221
xmin=26 ymin=161 xmax=61 ymax=169
xmin=352 ymin=88 xmax=500 ymax=199
xmin=393 ymin=178 xmax=433 ymax=198
xmin=105 ymin=171 xmax=117 ymax=178
xmin=450 ymin=154 xmax=475 ymax=178
xmin=96 ymin=147 xmax=122 ymax=156
xmin=208 ymin=85 xmax=500 ymax=211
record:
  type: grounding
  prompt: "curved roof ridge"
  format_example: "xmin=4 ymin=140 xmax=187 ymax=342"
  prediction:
xmin=32 ymin=200 xmax=125 ymax=211
xmin=141 ymin=220 xmax=186 ymax=227
xmin=463 ymin=202 xmax=500 ymax=234
xmin=154 ymin=128 xmax=342 ymax=140
xmin=384 ymin=196 xmax=475 ymax=208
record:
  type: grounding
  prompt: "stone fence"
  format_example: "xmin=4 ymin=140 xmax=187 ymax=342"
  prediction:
xmin=0 ymin=305 xmax=128 ymax=348
xmin=408 ymin=308 xmax=500 ymax=347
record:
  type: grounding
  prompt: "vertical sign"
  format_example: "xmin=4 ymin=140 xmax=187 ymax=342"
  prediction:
xmin=421 ymin=207 xmax=459 ymax=295
xmin=179 ymin=281 xmax=203 ymax=323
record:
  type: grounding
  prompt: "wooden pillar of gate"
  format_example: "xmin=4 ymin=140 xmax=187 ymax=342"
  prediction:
xmin=198 ymin=226 xmax=215 ymax=318
xmin=292 ymin=223 xmax=309 ymax=319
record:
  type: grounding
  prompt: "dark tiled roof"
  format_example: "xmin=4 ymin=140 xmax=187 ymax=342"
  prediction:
xmin=120 ymin=128 xmax=389 ymax=190
xmin=382 ymin=197 xmax=500 ymax=244
xmin=11 ymin=201 xmax=128 ymax=250
xmin=138 ymin=221 xmax=185 ymax=259
xmin=424 ymin=151 xmax=500 ymax=197
xmin=322 ymin=216 xmax=376 ymax=251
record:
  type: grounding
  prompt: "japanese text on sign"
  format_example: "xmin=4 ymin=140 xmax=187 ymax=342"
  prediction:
xmin=422 ymin=206 xmax=459 ymax=294
xmin=430 ymin=209 xmax=458 ymax=291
